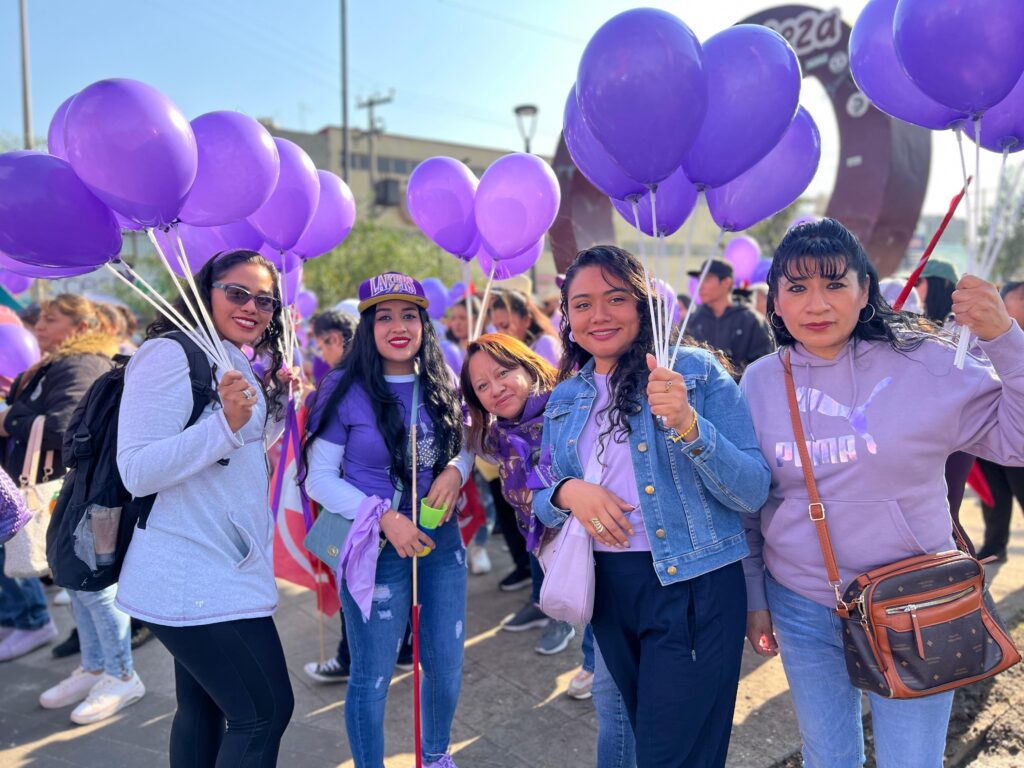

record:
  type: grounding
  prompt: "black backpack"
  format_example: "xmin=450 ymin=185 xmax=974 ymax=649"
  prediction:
xmin=46 ymin=332 xmax=217 ymax=591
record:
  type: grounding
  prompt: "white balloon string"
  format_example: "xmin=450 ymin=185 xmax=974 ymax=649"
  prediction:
xmin=979 ymin=146 xmax=1009 ymax=276
xmin=463 ymin=260 xmax=474 ymax=342
xmin=670 ymin=227 xmax=726 ymax=369
xmin=981 ymin=152 xmax=1021 ymax=277
xmin=114 ymin=259 xmax=203 ymax=341
xmin=982 ymin=166 xmax=1024 ymax=280
xmin=649 ymin=185 xmax=668 ymax=364
xmin=172 ymin=226 xmax=232 ymax=371
xmin=953 ymin=128 xmax=976 ymax=369
xmin=146 ymin=228 xmax=203 ymax=328
xmin=103 ymin=263 xmax=220 ymax=361
xmin=473 ymin=263 xmax=497 ymax=340
xmin=632 ymin=197 xmax=663 ymax=366
xmin=972 ymin=116 xmax=982 ymax=275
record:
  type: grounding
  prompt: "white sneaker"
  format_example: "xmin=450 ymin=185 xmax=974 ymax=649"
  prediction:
xmin=70 ymin=672 xmax=145 ymax=725
xmin=0 ymin=621 xmax=59 ymax=661
xmin=52 ymin=589 xmax=71 ymax=606
xmin=40 ymin=666 xmax=102 ymax=709
xmin=468 ymin=545 xmax=492 ymax=575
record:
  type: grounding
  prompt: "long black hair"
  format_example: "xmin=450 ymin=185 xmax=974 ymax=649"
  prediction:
xmin=766 ymin=218 xmax=936 ymax=352
xmin=301 ymin=303 xmax=464 ymax=492
xmin=919 ymin=275 xmax=956 ymax=324
xmin=145 ymin=248 xmax=286 ymax=420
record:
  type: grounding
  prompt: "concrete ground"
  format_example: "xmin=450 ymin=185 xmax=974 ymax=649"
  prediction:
xmin=1 ymin=498 xmax=1022 ymax=768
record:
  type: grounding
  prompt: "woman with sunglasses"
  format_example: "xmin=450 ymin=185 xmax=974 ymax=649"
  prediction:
xmin=533 ymin=246 xmax=770 ymax=768
xmin=116 ymin=250 xmax=296 ymax=768
xmin=302 ymin=273 xmax=471 ymax=768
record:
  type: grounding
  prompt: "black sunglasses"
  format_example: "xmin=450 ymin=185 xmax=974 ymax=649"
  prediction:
xmin=212 ymin=282 xmax=281 ymax=313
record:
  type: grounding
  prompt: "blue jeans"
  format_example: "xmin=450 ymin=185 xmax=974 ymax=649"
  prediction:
xmin=341 ymin=519 xmax=467 ymax=767
xmin=530 ymin=553 xmax=544 ymax=604
xmin=592 ymin=633 xmax=636 ymax=768
xmin=766 ymin=575 xmax=954 ymax=767
xmin=69 ymin=586 xmax=133 ymax=677
xmin=0 ymin=545 xmax=50 ymax=630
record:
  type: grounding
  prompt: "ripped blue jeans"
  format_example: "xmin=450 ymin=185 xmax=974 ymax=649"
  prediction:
xmin=341 ymin=518 xmax=467 ymax=767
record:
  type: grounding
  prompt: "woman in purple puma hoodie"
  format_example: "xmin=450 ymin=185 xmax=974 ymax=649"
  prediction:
xmin=740 ymin=219 xmax=1024 ymax=768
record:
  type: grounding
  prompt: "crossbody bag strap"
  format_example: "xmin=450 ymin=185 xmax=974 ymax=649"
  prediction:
xmin=20 ymin=416 xmax=46 ymax=487
xmin=390 ymin=376 xmax=420 ymax=511
xmin=781 ymin=352 xmax=846 ymax=606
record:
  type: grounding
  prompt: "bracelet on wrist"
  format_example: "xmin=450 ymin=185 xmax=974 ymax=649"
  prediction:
xmin=670 ymin=408 xmax=698 ymax=443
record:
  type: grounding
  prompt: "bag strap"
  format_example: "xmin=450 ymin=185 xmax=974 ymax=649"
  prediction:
xmin=20 ymin=416 xmax=46 ymax=487
xmin=391 ymin=377 xmax=419 ymax=511
xmin=781 ymin=352 xmax=847 ymax=607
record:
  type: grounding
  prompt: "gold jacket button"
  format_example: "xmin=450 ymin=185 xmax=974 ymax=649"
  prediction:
xmin=691 ymin=447 xmax=703 ymax=457
xmin=637 ymin=442 xmax=648 ymax=453
xmin=644 ymin=485 xmax=655 ymax=495
xmin=327 ymin=546 xmax=339 ymax=557
xmin=667 ymin=565 xmax=678 ymax=576
xmin=655 ymin=528 xmax=666 ymax=539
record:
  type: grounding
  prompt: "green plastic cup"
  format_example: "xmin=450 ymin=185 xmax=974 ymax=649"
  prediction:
xmin=419 ymin=500 xmax=447 ymax=530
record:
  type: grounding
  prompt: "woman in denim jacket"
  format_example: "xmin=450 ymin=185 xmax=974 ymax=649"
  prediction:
xmin=533 ymin=246 xmax=770 ymax=768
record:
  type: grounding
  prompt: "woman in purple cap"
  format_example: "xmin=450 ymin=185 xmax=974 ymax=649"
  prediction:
xmin=302 ymin=272 xmax=473 ymax=768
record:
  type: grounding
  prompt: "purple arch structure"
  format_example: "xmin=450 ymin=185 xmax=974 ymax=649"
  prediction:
xmin=551 ymin=4 xmax=930 ymax=278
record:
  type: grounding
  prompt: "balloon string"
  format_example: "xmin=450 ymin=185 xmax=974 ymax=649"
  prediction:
xmin=473 ymin=264 xmax=496 ymax=340
xmin=981 ymin=165 xmax=1024 ymax=280
xmin=103 ymin=263 xmax=220 ymax=362
xmin=670 ymin=227 xmax=726 ymax=369
xmin=980 ymin=147 xmax=1013 ymax=277
xmin=952 ymin=128 xmax=976 ymax=370
xmin=631 ymin=198 xmax=663 ymax=366
xmin=972 ymin=116 xmax=982 ymax=275
xmin=172 ymin=226 xmax=233 ymax=371
xmin=462 ymin=260 xmax=473 ymax=342
xmin=649 ymin=186 xmax=665 ymax=363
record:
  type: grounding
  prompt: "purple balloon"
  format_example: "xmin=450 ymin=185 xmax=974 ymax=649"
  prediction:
xmin=64 ymin=78 xmax=198 ymax=227
xmin=724 ymin=235 xmax=762 ymax=283
xmin=114 ymin=211 xmax=144 ymax=232
xmin=0 ymin=323 xmax=41 ymax=379
xmin=293 ymin=171 xmax=356 ymax=259
xmin=850 ymin=0 xmax=966 ymax=130
xmin=179 ymin=111 xmax=281 ymax=227
xmin=562 ymin=89 xmax=646 ymax=202
xmin=0 ymin=270 xmax=32 ymax=294
xmin=406 ymin=157 xmax=479 ymax=257
xmin=282 ymin=263 xmax=302 ymax=306
xmin=166 ymin=223 xmax=225 ymax=276
xmin=577 ymin=8 xmax=707 ymax=184
xmin=447 ymin=281 xmax=468 ymax=306
xmin=421 ymin=278 xmax=448 ymax=319
xmin=707 ymin=107 xmax=821 ymax=232
xmin=475 ymin=154 xmax=559 ymax=259
xmin=612 ymin=166 xmax=698 ymax=236
xmin=894 ymin=0 xmax=1024 ymax=116
xmin=476 ymin=238 xmax=544 ymax=280
xmin=688 ymin=276 xmax=703 ymax=305
xmin=47 ymin=94 xmax=75 ymax=159
xmin=0 ymin=249 xmax=95 ymax=279
xmin=965 ymin=73 xmax=1024 ymax=152
xmin=260 ymin=243 xmax=302 ymax=273
xmin=248 ymin=138 xmax=321 ymax=251
xmin=682 ymin=25 xmax=801 ymax=189
xmin=216 ymin=219 xmax=265 ymax=252
xmin=295 ymin=289 xmax=318 ymax=318
xmin=0 ymin=151 xmax=122 ymax=268
xmin=751 ymin=258 xmax=772 ymax=285
xmin=440 ymin=340 xmax=465 ymax=374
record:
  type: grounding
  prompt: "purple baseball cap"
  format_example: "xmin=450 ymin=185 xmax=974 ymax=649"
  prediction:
xmin=357 ymin=272 xmax=429 ymax=313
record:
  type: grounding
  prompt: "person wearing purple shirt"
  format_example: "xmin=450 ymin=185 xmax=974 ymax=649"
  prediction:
xmin=741 ymin=219 xmax=1024 ymax=767
xmin=489 ymin=289 xmax=564 ymax=367
xmin=302 ymin=273 xmax=472 ymax=768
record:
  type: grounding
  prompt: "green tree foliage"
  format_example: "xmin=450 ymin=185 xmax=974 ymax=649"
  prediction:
xmin=302 ymin=220 xmax=471 ymax=305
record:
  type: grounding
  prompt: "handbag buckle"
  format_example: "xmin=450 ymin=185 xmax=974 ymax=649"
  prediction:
xmin=808 ymin=502 xmax=826 ymax=521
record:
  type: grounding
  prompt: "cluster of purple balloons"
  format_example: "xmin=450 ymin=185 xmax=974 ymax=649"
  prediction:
xmin=851 ymin=0 xmax=1024 ymax=152
xmin=565 ymin=8 xmax=821 ymax=235
xmin=0 ymin=78 xmax=356 ymax=310
xmin=406 ymin=153 xmax=559 ymax=280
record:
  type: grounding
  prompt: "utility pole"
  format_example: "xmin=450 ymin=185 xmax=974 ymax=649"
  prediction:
xmin=339 ymin=0 xmax=350 ymax=182
xmin=357 ymin=91 xmax=394 ymax=189
xmin=19 ymin=0 xmax=33 ymax=150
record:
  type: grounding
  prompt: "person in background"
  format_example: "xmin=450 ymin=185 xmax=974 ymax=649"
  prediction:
xmin=489 ymin=290 xmax=563 ymax=367
xmin=743 ymin=219 xmax=1024 ymax=768
xmin=975 ymin=279 xmax=1024 ymax=562
xmin=311 ymin=310 xmax=357 ymax=370
xmin=915 ymin=258 xmax=958 ymax=326
xmin=879 ymin=277 xmax=922 ymax=315
xmin=18 ymin=305 xmax=40 ymax=337
xmin=748 ymin=283 xmax=769 ymax=317
xmin=117 ymin=251 xmax=296 ymax=767
xmin=536 ymin=246 xmax=770 ymax=768
xmin=116 ymin=305 xmax=140 ymax=352
xmin=686 ymin=258 xmax=773 ymax=374
xmin=675 ymin=293 xmax=691 ymax=323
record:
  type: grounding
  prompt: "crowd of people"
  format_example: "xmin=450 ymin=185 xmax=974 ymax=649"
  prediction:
xmin=2 ymin=218 xmax=1024 ymax=768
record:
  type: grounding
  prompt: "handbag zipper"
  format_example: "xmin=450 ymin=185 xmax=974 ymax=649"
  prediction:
xmin=883 ymin=585 xmax=976 ymax=615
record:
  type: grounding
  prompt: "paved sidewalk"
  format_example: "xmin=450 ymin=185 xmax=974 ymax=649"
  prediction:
xmin=2 ymin=499 xmax=1022 ymax=768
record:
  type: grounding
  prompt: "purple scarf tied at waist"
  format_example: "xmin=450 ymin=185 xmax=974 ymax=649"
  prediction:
xmin=337 ymin=494 xmax=391 ymax=621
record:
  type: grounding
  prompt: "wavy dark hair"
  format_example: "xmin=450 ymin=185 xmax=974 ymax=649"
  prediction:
xmin=300 ymin=302 xmax=464 ymax=492
xmin=145 ymin=248 xmax=286 ymax=420
xmin=919 ymin=275 xmax=956 ymax=324
xmin=444 ymin=295 xmax=482 ymax=345
xmin=461 ymin=332 xmax=559 ymax=455
xmin=766 ymin=218 xmax=936 ymax=352
xmin=491 ymin=290 xmax=558 ymax=346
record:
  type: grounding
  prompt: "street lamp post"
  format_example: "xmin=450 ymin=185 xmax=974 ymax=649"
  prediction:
xmin=513 ymin=104 xmax=540 ymax=287
xmin=19 ymin=0 xmax=33 ymax=150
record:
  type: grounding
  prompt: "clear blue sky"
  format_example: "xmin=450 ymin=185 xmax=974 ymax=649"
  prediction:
xmin=0 ymin=0 xmax=1004 ymax=216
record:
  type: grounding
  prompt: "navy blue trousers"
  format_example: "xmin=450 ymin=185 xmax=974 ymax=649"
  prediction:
xmin=591 ymin=554 xmax=746 ymax=768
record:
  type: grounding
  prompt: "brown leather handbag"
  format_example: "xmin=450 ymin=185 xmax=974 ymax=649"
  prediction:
xmin=782 ymin=354 xmax=1020 ymax=699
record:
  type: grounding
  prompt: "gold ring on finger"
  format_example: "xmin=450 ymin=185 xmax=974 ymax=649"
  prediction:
xmin=590 ymin=517 xmax=605 ymax=534
xmin=664 ymin=379 xmax=673 ymax=393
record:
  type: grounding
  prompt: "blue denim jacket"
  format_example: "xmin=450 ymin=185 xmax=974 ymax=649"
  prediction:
xmin=532 ymin=348 xmax=770 ymax=584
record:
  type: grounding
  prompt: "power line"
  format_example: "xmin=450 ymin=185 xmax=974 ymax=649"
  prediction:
xmin=436 ymin=0 xmax=587 ymax=44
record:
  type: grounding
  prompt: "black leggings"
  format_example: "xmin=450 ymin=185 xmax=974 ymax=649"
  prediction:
xmin=148 ymin=617 xmax=295 ymax=768
xmin=490 ymin=478 xmax=529 ymax=572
